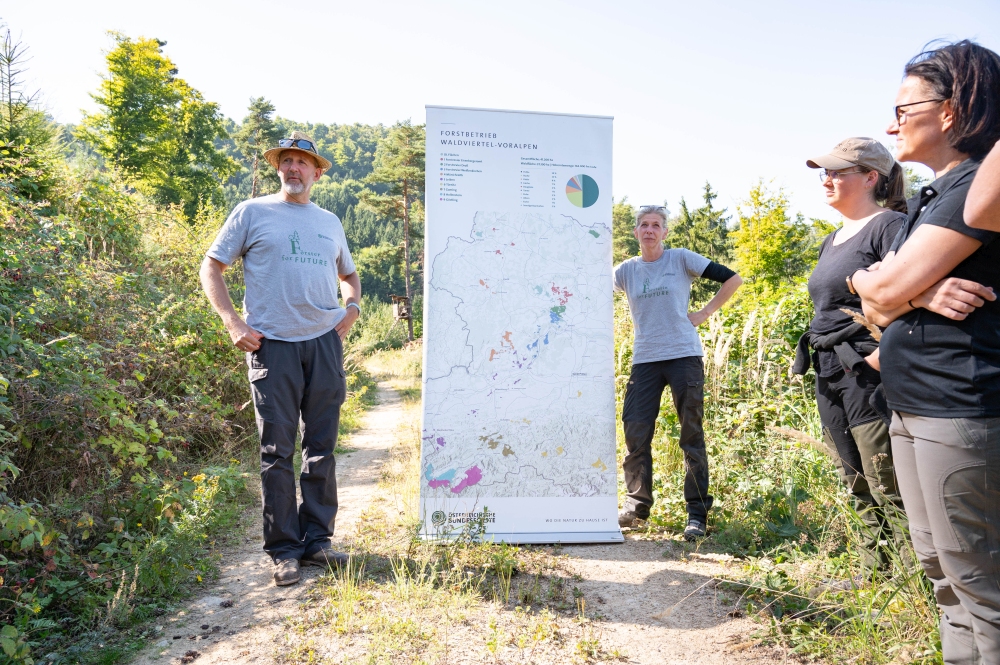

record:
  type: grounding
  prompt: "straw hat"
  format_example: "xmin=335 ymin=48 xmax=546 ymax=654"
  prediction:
xmin=263 ymin=130 xmax=332 ymax=172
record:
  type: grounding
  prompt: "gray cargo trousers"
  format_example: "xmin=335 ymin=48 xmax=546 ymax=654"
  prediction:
xmin=890 ymin=413 xmax=1000 ymax=664
xmin=247 ymin=329 xmax=346 ymax=562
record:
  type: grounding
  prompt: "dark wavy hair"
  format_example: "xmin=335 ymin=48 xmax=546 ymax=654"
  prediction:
xmin=859 ymin=162 xmax=907 ymax=213
xmin=904 ymin=40 xmax=1000 ymax=159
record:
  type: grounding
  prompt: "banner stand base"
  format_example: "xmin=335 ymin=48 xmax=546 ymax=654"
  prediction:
xmin=418 ymin=530 xmax=624 ymax=545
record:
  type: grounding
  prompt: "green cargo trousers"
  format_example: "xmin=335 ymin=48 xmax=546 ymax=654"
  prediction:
xmin=817 ymin=365 xmax=908 ymax=572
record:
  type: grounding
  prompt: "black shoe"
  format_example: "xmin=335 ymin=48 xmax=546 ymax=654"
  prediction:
xmin=683 ymin=519 xmax=706 ymax=541
xmin=301 ymin=547 xmax=349 ymax=569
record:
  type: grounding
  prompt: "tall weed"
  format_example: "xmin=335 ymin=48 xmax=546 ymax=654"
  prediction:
xmin=614 ymin=283 xmax=938 ymax=661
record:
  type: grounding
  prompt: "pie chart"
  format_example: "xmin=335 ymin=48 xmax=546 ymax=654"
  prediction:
xmin=566 ymin=174 xmax=599 ymax=208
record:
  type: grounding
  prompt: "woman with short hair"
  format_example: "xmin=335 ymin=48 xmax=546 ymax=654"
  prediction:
xmin=853 ymin=40 xmax=1000 ymax=661
xmin=794 ymin=137 xmax=907 ymax=575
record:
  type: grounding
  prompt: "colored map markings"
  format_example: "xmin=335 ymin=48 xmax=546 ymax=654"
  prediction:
xmin=565 ymin=174 xmax=600 ymax=208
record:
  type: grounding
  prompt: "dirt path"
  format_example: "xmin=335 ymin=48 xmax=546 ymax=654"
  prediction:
xmin=133 ymin=384 xmax=404 ymax=665
xmin=556 ymin=541 xmax=783 ymax=663
xmin=133 ymin=379 xmax=785 ymax=664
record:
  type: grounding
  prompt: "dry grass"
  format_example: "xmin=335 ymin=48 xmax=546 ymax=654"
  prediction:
xmin=278 ymin=345 xmax=626 ymax=664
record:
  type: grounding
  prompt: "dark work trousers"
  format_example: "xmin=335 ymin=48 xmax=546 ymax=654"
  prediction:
xmin=621 ymin=356 xmax=712 ymax=522
xmin=816 ymin=362 xmax=907 ymax=572
xmin=891 ymin=414 xmax=1000 ymax=665
xmin=247 ymin=328 xmax=347 ymax=563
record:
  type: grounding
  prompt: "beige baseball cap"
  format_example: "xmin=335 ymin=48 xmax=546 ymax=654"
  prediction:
xmin=263 ymin=130 xmax=333 ymax=172
xmin=806 ymin=137 xmax=895 ymax=177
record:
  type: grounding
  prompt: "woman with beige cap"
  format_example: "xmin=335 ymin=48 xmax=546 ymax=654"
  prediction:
xmin=793 ymin=137 xmax=907 ymax=578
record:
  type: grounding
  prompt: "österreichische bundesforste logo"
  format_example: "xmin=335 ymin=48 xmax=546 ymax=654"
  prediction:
xmin=566 ymin=174 xmax=599 ymax=208
xmin=431 ymin=510 xmax=447 ymax=526
xmin=288 ymin=230 xmax=301 ymax=255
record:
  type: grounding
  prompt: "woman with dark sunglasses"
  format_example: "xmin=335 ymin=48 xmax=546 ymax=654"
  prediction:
xmin=853 ymin=40 xmax=1000 ymax=662
xmin=794 ymin=138 xmax=907 ymax=578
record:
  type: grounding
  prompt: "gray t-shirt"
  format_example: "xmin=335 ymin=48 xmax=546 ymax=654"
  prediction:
xmin=207 ymin=195 xmax=356 ymax=342
xmin=613 ymin=248 xmax=710 ymax=364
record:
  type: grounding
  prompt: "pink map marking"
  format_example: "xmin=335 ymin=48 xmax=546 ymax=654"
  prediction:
xmin=428 ymin=479 xmax=451 ymax=489
xmin=450 ymin=466 xmax=483 ymax=494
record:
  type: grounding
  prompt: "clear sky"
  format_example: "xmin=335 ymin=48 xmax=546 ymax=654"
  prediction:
xmin=5 ymin=0 xmax=1000 ymax=223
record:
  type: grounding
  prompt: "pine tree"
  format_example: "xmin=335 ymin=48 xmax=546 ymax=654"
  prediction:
xmin=233 ymin=97 xmax=279 ymax=198
xmin=359 ymin=121 xmax=425 ymax=340
xmin=669 ymin=183 xmax=732 ymax=264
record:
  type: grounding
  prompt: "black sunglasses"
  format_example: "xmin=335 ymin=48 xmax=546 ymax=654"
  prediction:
xmin=277 ymin=138 xmax=317 ymax=152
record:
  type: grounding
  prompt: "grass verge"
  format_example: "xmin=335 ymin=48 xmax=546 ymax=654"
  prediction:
xmin=278 ymin=345 xmax=627 ymax=664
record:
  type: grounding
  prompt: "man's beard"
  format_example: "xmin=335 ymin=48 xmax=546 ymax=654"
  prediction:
xmin=283 ymin=180 xmax=306 ymax=195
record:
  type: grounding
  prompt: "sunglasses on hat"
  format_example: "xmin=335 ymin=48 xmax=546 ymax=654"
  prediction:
xmin=277 ymin=138 xmax=317 ymax=153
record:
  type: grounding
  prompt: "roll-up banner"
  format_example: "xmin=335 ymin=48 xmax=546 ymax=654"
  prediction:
xmin=419 ymin=106 xmax=621 ymax=544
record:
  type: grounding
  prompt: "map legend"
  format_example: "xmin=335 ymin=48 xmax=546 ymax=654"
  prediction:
xmin=519 ymin=168 xmax=558 ymax=208
xmin=438 ymin=154 xmax=483 ymax=203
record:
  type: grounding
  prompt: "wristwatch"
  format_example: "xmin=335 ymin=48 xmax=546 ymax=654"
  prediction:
xmin=846 ymin=271 xmax=859 ymax=295
xmin=346 ymin=302 xmax=361 ymax=317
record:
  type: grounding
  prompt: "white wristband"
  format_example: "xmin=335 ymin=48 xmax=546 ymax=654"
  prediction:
xmin=345 ymin=302 xmax=361 ymax=316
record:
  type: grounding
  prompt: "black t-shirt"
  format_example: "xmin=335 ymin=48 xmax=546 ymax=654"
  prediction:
xmin=807 ymin=211 xmax=905 ymax=376
xmin=880 ymin=157 xmax=1000 ymax=418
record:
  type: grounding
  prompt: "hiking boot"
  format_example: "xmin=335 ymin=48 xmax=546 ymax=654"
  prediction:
xmin=273 ymin=558 xmax=300 ymax=586
xmin=683 ymin=518 xmax=707 ymax=541
xmin=618 ymin=509 xmax=645 ymax=528
xmin=301 ymin=547 xmax=349 ymax=569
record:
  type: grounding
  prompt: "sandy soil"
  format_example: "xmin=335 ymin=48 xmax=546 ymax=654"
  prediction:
xmin=132 ymin=386 xmax=404 ymax=665
xmin=131 ymin=384 xmax=787 ymax=664
xmin=555 ymin=541 xmax=785 ymax=663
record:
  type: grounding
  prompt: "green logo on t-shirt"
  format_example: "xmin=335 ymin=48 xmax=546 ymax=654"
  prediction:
xmin=637 ymin=276 xmax=668 ymax=300
xmin=282 ymin=229 xmax=328 ymax=267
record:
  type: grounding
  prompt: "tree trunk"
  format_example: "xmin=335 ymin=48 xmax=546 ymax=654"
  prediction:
xmin=250 ymin=149 xmax=259 ymax=198
xmin=402 ymin=179 xmax=414 ymax=341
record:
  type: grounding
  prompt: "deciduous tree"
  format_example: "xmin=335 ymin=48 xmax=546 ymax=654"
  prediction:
xmin=732 ymin=181 xmax=814 ymax=291
xmin=612 ymin=197 xmax=639 ymax=264
xmin=77 ymin=33 xmax=236 ymax=220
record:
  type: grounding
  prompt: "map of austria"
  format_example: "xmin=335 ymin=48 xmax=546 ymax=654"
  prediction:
xmin=420 ymin=210 xmax=616 ymax=500
xmin=424 ymin=464 xmax=483 ymax=493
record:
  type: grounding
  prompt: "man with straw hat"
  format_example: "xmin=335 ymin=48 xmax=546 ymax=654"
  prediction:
xmin=200 ymin=131 xmax=361 ymax=586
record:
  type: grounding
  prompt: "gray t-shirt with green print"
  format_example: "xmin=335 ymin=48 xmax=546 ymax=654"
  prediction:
xmin=207 ymin=195 xmax=356 ymax=342
xmin=613 ymin=248 xmax=710 ymax=364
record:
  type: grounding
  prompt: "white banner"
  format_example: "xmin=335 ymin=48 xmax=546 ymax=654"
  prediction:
xmin=419 ymin=106 xmax=620 ymax=543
